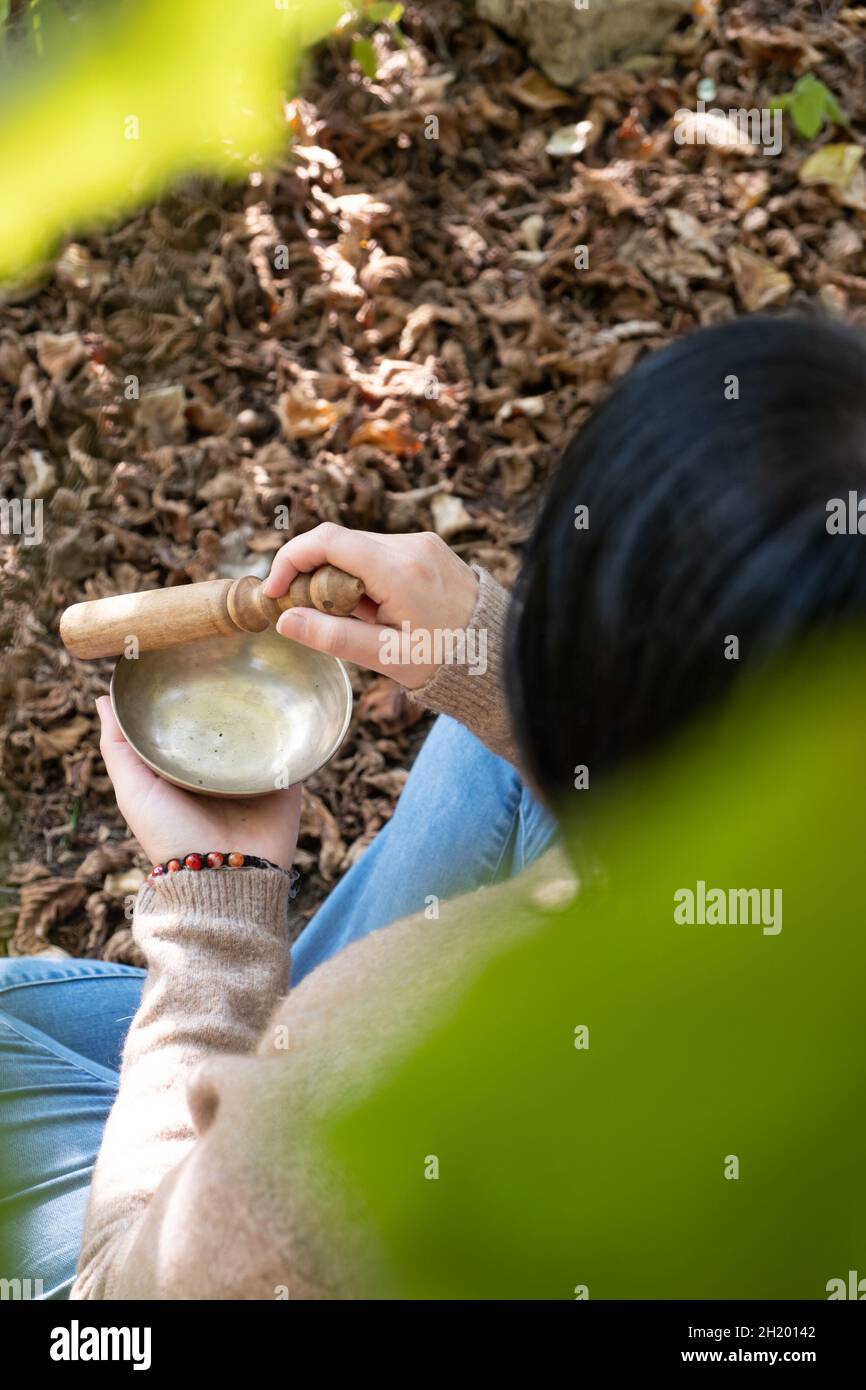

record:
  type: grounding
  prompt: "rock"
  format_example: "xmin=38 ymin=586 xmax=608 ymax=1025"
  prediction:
xmin=476 ymin=0 xmax=692 ymax=87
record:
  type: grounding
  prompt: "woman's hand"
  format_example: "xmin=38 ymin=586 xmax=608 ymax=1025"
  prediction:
xmin=96 ymin=697 xmax=300 ymax=869
xmin=263 ymin=525 xmax=479 ymax=689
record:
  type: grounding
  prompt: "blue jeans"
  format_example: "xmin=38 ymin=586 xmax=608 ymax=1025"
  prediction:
xmin=0 ymin=716 xmax=555 ymax=1298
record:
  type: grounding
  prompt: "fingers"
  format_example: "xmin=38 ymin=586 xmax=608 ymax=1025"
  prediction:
xmin=263 ymin=524 xmax=396 ymax=604
xmin=276 ymin=607 xmax=392 ymax=674
xmin=352 ymin=596 xmax=381 ymax=624
xmin=96 ymin=695 xmax=128 ymax=744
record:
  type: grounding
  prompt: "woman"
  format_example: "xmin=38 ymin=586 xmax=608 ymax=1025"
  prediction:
xmin=2 ymin=313 xmax=865 ymax=1297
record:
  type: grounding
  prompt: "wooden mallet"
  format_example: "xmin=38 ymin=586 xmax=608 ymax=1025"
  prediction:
xmin=60 ymin=567 xmax=365 ymax=660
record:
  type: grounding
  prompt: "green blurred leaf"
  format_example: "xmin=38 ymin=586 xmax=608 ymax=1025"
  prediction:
xmin=0 ymin=0 xmax=345 ymax=280
xmin=792 ymin=75 xmax=830 ymax=139
xmin=772 ymin=72 xmax=848 ymax=140
xmin=366 ymin=2 xmax=403 ymax=21
xmin=823 ymin=86 xmax=848 ymax=126
xmin=325 ymin=639 xmax=866 ymax=1298
xmin=352 ymin=34 xmax=377 ymax=79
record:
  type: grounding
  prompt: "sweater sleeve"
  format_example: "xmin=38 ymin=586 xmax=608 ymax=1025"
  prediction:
xmin=70 ymin=867 xmax=291 ymax=1300
xmin=408 ymin=566 xmax=518 ymax=765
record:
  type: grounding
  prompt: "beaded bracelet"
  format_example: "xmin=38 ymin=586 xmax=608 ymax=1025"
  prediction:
xmin=149 ymin=852 xmax=299 ymax=897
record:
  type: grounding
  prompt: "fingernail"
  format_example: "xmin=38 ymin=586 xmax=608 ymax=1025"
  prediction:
xmin=278 ymin=609 xmax=306 ymax=637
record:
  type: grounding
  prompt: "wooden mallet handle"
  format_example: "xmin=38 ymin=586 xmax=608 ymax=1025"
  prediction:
xmin=59 ymin=566 xmax=365 ymax=660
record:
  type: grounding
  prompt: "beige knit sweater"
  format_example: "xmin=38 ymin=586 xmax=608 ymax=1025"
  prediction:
xmin=71 ymin=571 xmax=567 ymax=1300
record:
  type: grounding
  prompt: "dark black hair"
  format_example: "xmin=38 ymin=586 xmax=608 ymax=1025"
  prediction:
xmin=507 ymin=314 xmax=866 ymax=807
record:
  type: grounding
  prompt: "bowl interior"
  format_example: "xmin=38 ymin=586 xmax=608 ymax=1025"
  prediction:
xmin=111 ymin=626 xmax=352 ymax=797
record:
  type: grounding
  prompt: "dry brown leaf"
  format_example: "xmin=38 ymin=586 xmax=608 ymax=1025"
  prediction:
xmin=357 ymin=677 xmax=426 ymax=735
xmin=76 ymin=842 xmax=139 ymax=879
xmin=330 ymin=191 xmax=393 ymax=231
xmin=363 ymin=768 xmax=409 ymax=799
xmin=137 ymin=386 xmax=187 ymax=445
xmin=55 ymin=243 xmax=111 ymax=296
xmin=199 ymin=472 xmax=244 ymax=502
xmin=353 ymin=357 xmax=450 ymax=403
xmin=16 ymin=683 xmax=74 ymax=722
xmin=728 ymin=171 xmax=771 ymax=214
xmin=35 ymin=331 xmax=88 ymax=381
xmin=0 ymin=339 xmax=27 ymax=385
xmin=727 ymin=22 xmax=823 ymax=71
xmin=186 ymin=398 xmax=233 ymax=435
xmin=101 ymin=928 xmax=145 ymax=966
xmin=836 ymin=166 xmax=866 ymax=212
xmin=430 ymin=492 xmax=474 ymax=540
xmin=83 ymin=890 xmax=112 ymax=953
xmin=577 ymin=164 xmax=648 ymax=215
xmin=21 ymin=448 xmax=57 ymax=498
xmin=67 ymin=424 xmax=109 ymax=484
xmin=728 ymin=247 xmax=793 ymax=312
xmin=299 ymin=789 xmax=346 ymax=880
xmin=799 ymin=145 xmax=864 ymax=191
xmin=31 ymin=714 xmax=92 ymax=760
xmin=275 ymin=385 xmax=348 ymax=440
xmin=358 ymin=249 xmax=411 ymax=294
xmin=672 ymin=109 xmax=756 ymax=154
xmin=104 ymin=868 xmax=147 ymax=896
xmin=14 ymin=877 xmax=88 ymax=952
xmin=509 ymin=70 xmax=573 ymax=110
xmin=348 ymin=416 xmax=422 ymax=457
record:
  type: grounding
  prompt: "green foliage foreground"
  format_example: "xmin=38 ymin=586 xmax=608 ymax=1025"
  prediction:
xmin=324 ymin=640 xmax=866 ymax=1298
xmin=0 ymin=0 xmax=344 ymax=280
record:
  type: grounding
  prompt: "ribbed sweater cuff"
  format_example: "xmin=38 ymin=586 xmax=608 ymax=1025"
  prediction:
xmin=409 ymin=567 xmax=514 ymax=758
xmin=135 ymin=867 xmax=291 ymax=942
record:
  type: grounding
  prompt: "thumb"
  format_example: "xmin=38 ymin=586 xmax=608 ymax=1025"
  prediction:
xmin=96 ymin=695 xmax=160 ymax=802
xmin=276 ymin=608 xmax=393 ymax=675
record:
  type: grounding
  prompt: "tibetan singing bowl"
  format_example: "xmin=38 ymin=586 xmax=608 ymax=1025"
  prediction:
xmin=111 ymin=625 xmax=352 ymax=797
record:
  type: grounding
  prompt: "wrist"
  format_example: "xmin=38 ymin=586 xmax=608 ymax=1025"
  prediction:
xmin=148 ymin=849 xmax=299 ymax=895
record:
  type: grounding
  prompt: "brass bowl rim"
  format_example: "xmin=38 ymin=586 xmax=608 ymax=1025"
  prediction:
xmin=109 ymin=647 xmax=353 ymax=798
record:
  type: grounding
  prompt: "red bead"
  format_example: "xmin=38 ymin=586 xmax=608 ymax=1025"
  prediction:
xmin=184 ymin=853 xmax=203 ymax=870
xmin=151 ymin=864 xmax=165 ymax=878
xmin=166 ymin=859 xmax=182 ymax=873
xmin=207 ymin=851 xmax=224 ymax=868
xmin=227 ymin=852 xmax=245 ymax=868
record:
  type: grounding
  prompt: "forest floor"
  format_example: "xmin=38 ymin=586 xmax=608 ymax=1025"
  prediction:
xmin=1 ymin=0 xmax=864 ymax=961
